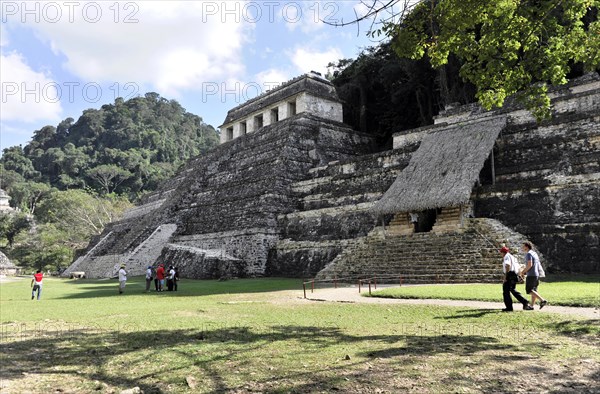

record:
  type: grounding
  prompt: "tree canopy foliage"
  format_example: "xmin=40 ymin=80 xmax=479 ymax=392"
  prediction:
xmin=374 ymin=0 xmax=600 ymax=118
xmin=1 ymin=93 xmax=219 ymax=203
xmin=328 ymin=42 xmax=476 ymax=147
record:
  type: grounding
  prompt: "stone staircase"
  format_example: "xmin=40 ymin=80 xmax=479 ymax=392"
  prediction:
xmin=315 ymin=218 xmax=531 ymax=284
xmin=122 ymin=224 xmax=178 ymax=277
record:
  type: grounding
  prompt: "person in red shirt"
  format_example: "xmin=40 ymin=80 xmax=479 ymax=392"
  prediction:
xmin=156 ymin=264 xmax=165 ymax=292
xmin=31 ymin=270 xmax=43 ymax=300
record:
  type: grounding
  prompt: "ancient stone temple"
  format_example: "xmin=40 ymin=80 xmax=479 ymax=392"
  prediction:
xmin=220 ymin=72 xmax=343 ymax=143
xmin=64 ymin=73 xmax=600 ymax=280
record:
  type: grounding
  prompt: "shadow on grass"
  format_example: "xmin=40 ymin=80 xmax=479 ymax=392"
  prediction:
xmin=436 ymin=309 xmax=501 ymax=319
xmin=543 ymin=319 xmax=600 ymax=339
xmin=0 ymin=324 xmax=503 ymax=393
xmin=54 ymin=277 xmax=302 ymax=300
xmin=2 ymin=322 xmax=597 ymax=393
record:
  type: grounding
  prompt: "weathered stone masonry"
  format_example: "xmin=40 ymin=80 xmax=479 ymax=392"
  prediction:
xmin=65 ymin=73 xmax=600 ymax=279
xmin=470 ymin=76 xmax=600 ymax=272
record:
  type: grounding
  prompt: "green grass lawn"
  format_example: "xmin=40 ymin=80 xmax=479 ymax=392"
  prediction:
xmin=1 ymin=276 xmax=599 ymax=393
xmin=369 ymin=275 xmax=600 ymax=307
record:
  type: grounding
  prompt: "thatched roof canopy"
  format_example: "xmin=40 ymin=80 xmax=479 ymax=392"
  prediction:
xmin=371 ymin=116 xmax=507 ymax=215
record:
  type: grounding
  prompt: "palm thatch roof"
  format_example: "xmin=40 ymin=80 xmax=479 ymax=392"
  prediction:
xmin=371 ymin=116 xmax=507 ymax=215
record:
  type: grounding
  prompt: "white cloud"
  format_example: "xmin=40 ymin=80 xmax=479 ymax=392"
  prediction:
xmin=254 ymin=68 xmax=295 ymax=93
xmin=290 ymin=47 xmax=343 ymax=76
xmin=21 ymin=1 xmax=253 ymax=96
xmin=284 ymin=1 xmax=325 ymax=34
xmin=0 ymin=24 xmax=8 ymax=47
xmin=0 ymin=51 xmax=63 ymax=123
xmin=254 ymin=68 xmax=291 ymax=92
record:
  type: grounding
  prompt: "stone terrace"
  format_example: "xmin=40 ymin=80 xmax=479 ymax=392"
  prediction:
xmin=268 ymin=141 xmax=421 ymax=277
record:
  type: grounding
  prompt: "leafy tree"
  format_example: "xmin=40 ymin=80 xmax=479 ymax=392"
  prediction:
xmin=0 ymin=212 xmax=31 ymax=248
xmin=11 ymin=223 xmax=73 ymax=272
xmin=87 ymin=165 xmax=133 ymax=194
xmin=7 ymin=190 xmax=131 ymax=271
xmin=9 ymin=182 xmax=52 ymax=214
xmin=37 ymin=189 xmax=131 ymax=248
xmin=0 ymin=94 xmax=219 ymax=198
xmin=328 ymin=42 xmax=474 ymax=147
xmin=1 ymin=146 xmax=39 ymax=180
xmin=0 ymin=164 xmax=25 ymax=195
xmin=374 ymin=0 xmax=600 ymax=118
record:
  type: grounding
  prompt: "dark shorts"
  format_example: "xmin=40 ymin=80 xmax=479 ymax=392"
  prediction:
xmin=525 ymin=276 xmax=539 ymax=294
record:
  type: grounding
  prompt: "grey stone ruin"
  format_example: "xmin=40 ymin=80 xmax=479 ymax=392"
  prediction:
xmin=64 ymin=73 xmax=600 ymax=280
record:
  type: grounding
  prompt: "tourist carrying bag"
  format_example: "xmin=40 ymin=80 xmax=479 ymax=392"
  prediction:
xmin=510 ymin=255 xmax=524 ymax=283
xmin=537 ymin=260 xmax=546 ymax=278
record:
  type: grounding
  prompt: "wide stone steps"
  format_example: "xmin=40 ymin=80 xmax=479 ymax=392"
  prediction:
xmin=316 ymin=220 xmax=511 ymax=284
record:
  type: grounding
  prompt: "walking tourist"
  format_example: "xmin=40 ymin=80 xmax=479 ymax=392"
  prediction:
xmin=31 ymin=270 xmax=43 ymax=300
xmin=145 ymin=265 xmax=153 ymax=292
xmin=521 ymin=242 xmax=548 ymax=309
xmin=118 ymin=264 xmax=127 ymax=294
xmin=500 ymin=247 xmax=532 ymax=312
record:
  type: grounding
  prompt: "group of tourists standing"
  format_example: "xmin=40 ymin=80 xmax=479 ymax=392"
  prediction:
xmin=115 ymin=263 xmax=179 ymax=294
xmin=500 ymin=241 xmax=548 ymax=312
xmin=145 ymin=264 xmax=179 ymax=292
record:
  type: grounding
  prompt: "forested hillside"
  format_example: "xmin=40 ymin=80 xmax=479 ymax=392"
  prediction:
xmin=0 ymin=93 xmax=219 ymax=272
xmin=1 ymin=93 xmax=219 ymax=205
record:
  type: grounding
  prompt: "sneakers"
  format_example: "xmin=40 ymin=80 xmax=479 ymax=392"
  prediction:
xmin=540 ymin=300 xmax=548 ymax=309
xmin=523 ymin=305 xmax=534 ymax=310
xmin=502 ymin=308 xmax=513 ymax=312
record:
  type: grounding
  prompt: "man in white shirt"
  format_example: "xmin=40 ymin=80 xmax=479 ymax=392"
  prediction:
xmin=118 ymin=264 xmax=127 ymax=294
xmin=500 ymin=247 xmax=532 ymax=312
xmin=167 ymin=266 xmax=176 ymax=291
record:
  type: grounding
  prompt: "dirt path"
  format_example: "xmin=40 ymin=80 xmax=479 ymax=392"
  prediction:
xmin=300 ymin=285 xmax=599 ymax=319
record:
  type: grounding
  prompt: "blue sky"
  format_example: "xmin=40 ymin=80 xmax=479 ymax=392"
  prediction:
xmin=0 ymin=1 xmax=400 ymax=151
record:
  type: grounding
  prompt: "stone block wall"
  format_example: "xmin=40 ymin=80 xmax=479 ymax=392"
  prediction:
xmin=65 ymin=112 xmax=377 ymax=278
xmin=268 ymin=141 xmax=422 ymax=277
xmin=159 ymin=244 xmax=247 ymax=279
xmin=170 ymin=229 xmax=280 ymax=275
xmin=470 ymin=76 xmax=600 ymax=272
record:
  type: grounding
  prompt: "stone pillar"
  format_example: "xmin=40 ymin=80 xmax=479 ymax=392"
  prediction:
xmin=432 ymin=206 xmax=463 ymax=234
xmin=295 ymin=92 xmax=307 ymax=114
xmin=387 ymin=213 xmax=415 ymax=236
xmin=279 ymin=102 xmax=290 ymax=121
xmin=264 ymin=107 xmax=280 ymax=126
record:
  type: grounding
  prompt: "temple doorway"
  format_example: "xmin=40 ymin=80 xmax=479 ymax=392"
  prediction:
xmin=413 ymin=209 xmax=437 ymax=233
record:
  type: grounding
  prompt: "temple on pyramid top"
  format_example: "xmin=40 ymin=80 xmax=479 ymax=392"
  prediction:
xmin=219 ymin=72 xmax=344 ymax=143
